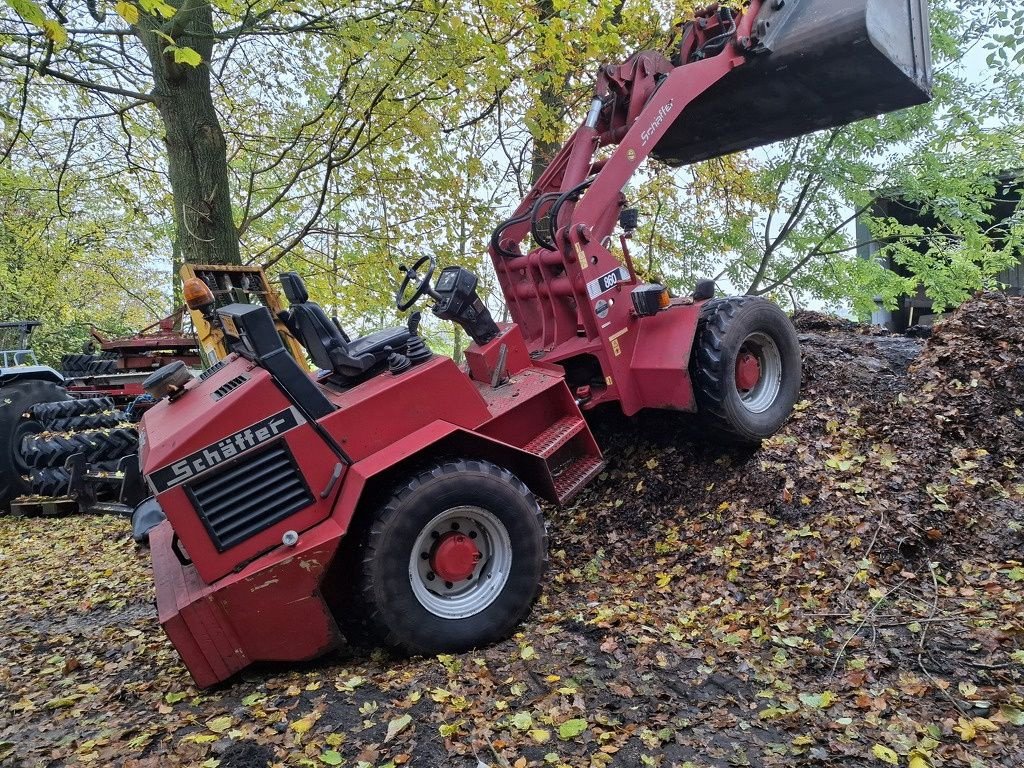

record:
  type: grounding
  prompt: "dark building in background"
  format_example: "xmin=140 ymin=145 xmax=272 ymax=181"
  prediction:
xmin=857 ymin=171 xmax=1023 ymax=331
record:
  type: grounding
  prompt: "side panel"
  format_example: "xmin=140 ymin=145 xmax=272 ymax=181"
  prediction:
xmin=0 ymin=365 xmax=64 ymax=385
xmin=151 ymin=519 xmax=344 ymax=688
xmin=319 ymin=357 xmax=492 ymax=460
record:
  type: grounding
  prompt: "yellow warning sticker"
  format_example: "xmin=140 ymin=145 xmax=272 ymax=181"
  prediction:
xmin=609 ymin=328 xmax=629 ymax=357
xmin=575 ymin=242 xmax=587 ymax=271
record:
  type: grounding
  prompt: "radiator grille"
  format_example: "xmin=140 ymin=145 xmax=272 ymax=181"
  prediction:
xmin=188 ymin=442 xmax=312 ymax=551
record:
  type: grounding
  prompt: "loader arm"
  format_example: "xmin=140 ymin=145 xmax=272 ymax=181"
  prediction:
xmin=490 ymin=0 xmax=932 ymax=386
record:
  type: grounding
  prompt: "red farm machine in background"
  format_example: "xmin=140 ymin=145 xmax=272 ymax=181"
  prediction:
xmin=134 ymin=0 xmax=933 ymax=687
xmin=60 ymin=310 xmax=201 ymax=406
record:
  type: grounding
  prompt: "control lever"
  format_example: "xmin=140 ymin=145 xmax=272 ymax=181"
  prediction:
xmin=407 ymin=311 xmax=422 ymax=336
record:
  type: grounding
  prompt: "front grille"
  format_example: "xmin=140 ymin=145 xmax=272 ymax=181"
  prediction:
xmin=212 ymin=374 xmax=248 ymax=400
xmin=187 ymin=442 xmax=312 ymax=551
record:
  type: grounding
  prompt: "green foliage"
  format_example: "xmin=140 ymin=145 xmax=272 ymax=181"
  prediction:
xmin=0 ymin=167 xmax=166 ymax=365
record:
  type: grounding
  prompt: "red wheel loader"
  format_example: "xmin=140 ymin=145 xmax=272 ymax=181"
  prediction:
xmin=138 ymin=0 xmax=932 ymax=687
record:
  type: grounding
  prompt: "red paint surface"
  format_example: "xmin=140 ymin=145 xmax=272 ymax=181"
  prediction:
xmin=431 ymin=534 xmax=480 ymax=582
xmin=736 ymin=351 xmax=762 ymax=392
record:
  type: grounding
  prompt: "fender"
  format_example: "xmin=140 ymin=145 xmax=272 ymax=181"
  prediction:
xmin=331 ymin=420 xmax=558 ymax=536
xmin=0 ymin=365 xmax=65 ymax=386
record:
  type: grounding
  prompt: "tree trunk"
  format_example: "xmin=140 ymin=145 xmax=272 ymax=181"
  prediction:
xmin=531 ymin=0 xmax=563 ymax=184
xmin=140 ymin=2 xmax=240 ymax=266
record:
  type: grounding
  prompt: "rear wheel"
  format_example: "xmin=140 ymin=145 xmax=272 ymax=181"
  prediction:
xmin=349 ymin=460 xmax=547 ymax=655
xmin=0 ymin=379 xmax=70 ymax=508
xmin=691 ymin=296 xmax=801 ymax=444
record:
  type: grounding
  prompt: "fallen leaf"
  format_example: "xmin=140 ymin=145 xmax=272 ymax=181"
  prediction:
xmin=871 ymin=744 xmax=899 ymax=764
xmin=385 ymin=713 xmax=412 ymax=743
xmin=558 ymin=719 xmax=587 ymax=740
xmin=206 ymin=715 xmax=232 ymax=734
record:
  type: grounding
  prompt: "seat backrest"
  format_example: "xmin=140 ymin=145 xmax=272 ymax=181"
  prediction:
xmin=279 ymin=272 xmax=376 ymax=377
xmin=289 ymin=303 xmax=344 ymax=373
xmin=280 ymin=272 xmax=309 ymax=304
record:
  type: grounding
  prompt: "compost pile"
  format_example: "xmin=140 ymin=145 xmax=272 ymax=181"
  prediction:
xmin=2 ymin=294 xmax=1022 ymax=768
xmin=572 ymin=292 xmax=1024 ymax=563
xmin=548 ymin=291 xmax=1024 ymax=764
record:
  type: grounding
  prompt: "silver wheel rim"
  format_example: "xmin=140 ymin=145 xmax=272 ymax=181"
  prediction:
xmin=736 ymin=332 xmax=783 ymax=414
xmin=408 ymin=506 xmax=512 ymax=620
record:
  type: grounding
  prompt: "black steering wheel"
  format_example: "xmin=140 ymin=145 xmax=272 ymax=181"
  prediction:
xmin=396 ymin=255 xmax=436 ymax=311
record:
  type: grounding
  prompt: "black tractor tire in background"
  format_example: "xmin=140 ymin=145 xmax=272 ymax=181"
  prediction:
xmin=344 ymin=460 xmax=548 ymax=655
xmin=85 ymin=359 xmax=117 ymax=375
xmin=690 ymin=296 xmax=802 ymax=445
xmin=21 ymin=427 xmax=139 ymax=469
xmin=45 ymin=411 xmax=126 ymax=433
xmin=29 ymin=397 xmax=115 ymax=426
xmin=0 ymin=379 xmax=70 ymax=508
xmin=60 ymin=354 xmax=92 ymax=375
xmin=29 ymin=467 xmax=72 ymax=497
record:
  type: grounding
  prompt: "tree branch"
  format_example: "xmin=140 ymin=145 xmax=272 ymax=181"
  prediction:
xmin=0 ymin=52 xmax=157 ymax=103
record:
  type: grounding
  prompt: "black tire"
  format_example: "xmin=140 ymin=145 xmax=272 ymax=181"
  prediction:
xmin=86 ymin=359 xmax=117 ymax=375
xmin=21 ymin=427 xmax=138 ymax=469
xmin=29 ymin=467 xmax=72 ymax=497
xmin=691 ymin=296 xmax=802 ymax=444
xmin=60 ymin=354 xmax=91 ymax=375
xmin=347 ymin=460 xmax=547 ymax=655
xmin=29 ymin=397 xmax=116 ymax=425
xmin=45 ymin=411 xmax=126 ymax=433
xmin=0 ymin=379 xmax=70 ymax=508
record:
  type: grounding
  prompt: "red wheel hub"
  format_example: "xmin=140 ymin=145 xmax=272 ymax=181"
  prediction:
xmin=430 ymin=533 xmax=481 ymax=582
xmin=735 ymin=350 xmax=762 ymax=392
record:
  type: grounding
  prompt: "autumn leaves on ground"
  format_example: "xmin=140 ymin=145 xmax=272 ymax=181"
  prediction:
xmin=2 ymin=295 xmax=1023 ymax=768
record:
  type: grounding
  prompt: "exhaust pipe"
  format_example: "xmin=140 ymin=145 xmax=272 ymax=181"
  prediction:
xmin=654 ymin=0 xmax=933 ymax=165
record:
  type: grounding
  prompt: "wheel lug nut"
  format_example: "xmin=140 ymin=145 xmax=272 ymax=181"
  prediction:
xmin=445 ymin=581 xmax=454 ymax=589
xmin=431 ymin=531 xmax=440 ymax=539
xmin=420 ymin=552 xmax=429 ymax=560
xmin=451 ymin=522 xmax=460 ymax=530
xmin=469 ymin=531 xmax=477 ymax=539
xmin=426 ymin=572 xmax=435 ymax=581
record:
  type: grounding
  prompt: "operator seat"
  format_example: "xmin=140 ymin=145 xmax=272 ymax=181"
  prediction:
xmin=278 ymin=272 xmax=411 ymax=381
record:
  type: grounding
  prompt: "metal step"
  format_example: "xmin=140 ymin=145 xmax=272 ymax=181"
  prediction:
xmin=552 ymin=455 xmax=605 ymax=504
xmin=524 ymin=416 xmax=587 ymax=459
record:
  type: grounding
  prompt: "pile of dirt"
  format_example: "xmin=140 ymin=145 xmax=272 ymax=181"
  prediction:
xmin=555 ymin=293 xmax=1024 ymax=752
xmin=573 ymin=292 xmax=1023 ymax=564
xmin=875 ymin=292 xmax=1024 ymax=560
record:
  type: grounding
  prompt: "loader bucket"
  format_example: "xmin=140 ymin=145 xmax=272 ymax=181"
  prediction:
xmin=653 ymin=0 xmax=932 ymax=166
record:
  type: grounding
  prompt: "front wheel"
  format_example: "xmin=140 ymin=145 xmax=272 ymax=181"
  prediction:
xmin=691 ymin=296 xmax=802 ymax=444
xmin=350 ymin=459 xmax=547 ymax=655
